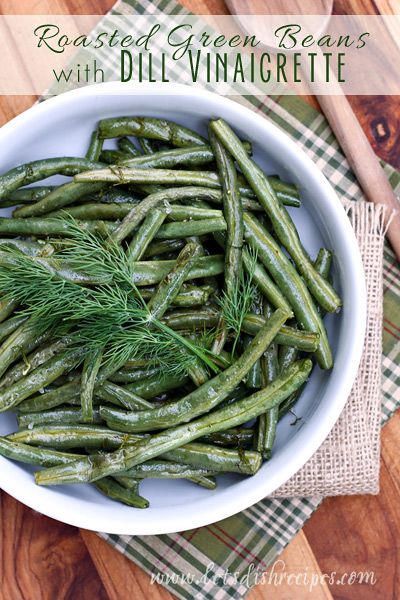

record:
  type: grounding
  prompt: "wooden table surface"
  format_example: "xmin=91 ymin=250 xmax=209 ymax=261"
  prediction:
xmin=0 ymin=1 xmax=398 ymax=599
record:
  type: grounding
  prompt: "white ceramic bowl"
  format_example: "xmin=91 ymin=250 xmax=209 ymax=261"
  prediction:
xmin=0 ymin=83 xmax=366 ymax=534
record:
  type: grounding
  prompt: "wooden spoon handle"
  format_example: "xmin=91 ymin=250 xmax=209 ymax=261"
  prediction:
xmin=317 ymin=94 xmax=400 ymax=261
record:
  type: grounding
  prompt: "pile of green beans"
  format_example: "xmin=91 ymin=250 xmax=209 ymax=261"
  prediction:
xmin=0 ymin=115 xmax=340 ymax=508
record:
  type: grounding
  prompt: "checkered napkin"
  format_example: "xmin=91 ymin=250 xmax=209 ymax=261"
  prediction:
xmin=42 ymin=0 xmax=400 ymax=597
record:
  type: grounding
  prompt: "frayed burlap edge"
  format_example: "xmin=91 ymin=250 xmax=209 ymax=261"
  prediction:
xmin=271 ymin=200 xmax=387 ymax=497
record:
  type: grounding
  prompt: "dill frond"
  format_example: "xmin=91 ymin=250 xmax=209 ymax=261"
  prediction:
xmin=0 ymin=247 xmax=86 ymax=327
xmin=197 ymin=327 xmax=218 ymax=352
xmin=103 ymin=324 xmax=194 ymax=376
xmin=0 ymin=219 xmax=220 ymax=376
xmin=56 ymin=216 xmax=138 ymax=291
xmin=218 ymin=245 xmax=258 ymax=356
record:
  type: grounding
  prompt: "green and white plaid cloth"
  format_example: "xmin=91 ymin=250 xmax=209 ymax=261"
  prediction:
xmin=44 ymin=0 xmax=400 ymax=597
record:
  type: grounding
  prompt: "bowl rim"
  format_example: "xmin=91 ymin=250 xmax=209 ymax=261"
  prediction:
xmin=0 ymin=82 xmax=367 ymax=534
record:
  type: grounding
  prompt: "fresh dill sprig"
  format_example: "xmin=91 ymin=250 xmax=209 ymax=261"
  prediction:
xmin=197 ymin=327 xmax=219 ymax=352
xmin=103 ymin=324 xmax=195 ymax=376
xmin=58 ymin=217 xmax=136 ymax=290
xmin=218 ymin=245 xmax=258 ymax=356
xmin=0 ymin=218 xmax=219 ymax=375
xmin=0 ymin=248 xmax=88 ymax=328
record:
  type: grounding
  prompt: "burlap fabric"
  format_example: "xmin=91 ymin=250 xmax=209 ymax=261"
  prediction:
xmin=272 ymin=200 xmax=387 ymax=496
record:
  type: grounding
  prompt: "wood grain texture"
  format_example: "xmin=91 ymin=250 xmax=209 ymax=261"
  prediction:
xmin=81 ymin=529 xmax=176 ymax=600
xmin=0 ymin=0 xmax=115 ymax=13
xmin=225 ymin=0 xmax=333 ymax=15
xmin=0 ymin=0 xmax=115 ymax=123
xmin=224 ymin=0 xmax=400 ymax=170
xmin=316 ymin=94 xmax=400 ymax=259
xmin=0 ymin=492 xmax=108 ymax=600
xmin=348 ymin=95 xmax=400 ymax=166
xmin=335 ymin=0 xmax=400 ymax=171
xmin=252 ymin=531 xmax=334 ymax=599
xmin=0 ymin=0 xmax=398 ymax=599
xmin=226 ymin=0 xmax=400 ymax=260
xmin=179 ymin=0 xmax=229 ymax=14
xmin=304 ymin=411 xmax=400 ymax=599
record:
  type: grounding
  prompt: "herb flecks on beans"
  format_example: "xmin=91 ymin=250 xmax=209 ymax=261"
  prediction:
xmin=0 ymin=115 xmax=339 ymax=507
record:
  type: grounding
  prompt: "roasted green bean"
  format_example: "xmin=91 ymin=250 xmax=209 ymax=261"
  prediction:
xmin=81 ymin=349 xmax=103 ymax=422
xmin=0 ymin=335 xmax=74 ymax=389
xmin=112 ymin=186 xmax=221 ymax=243
xmin=120 ymin=145 xmax=216 ymax=169
xmin=86 ymin=130 xmax=103 ymax=161
xmin=156 ymin=218 xmax=226 ymax=240
xmin=97 ymin=116 xmax=207 ymax=147
xmin=17 ymin=381 xmax=82 ymax=413
xmin=0 ymin=186 xmax=55 ymax=207
xmin=242 ymin=314 xmax=320 ymax=352
xmin=35 ymin=358 xmax=312 ymax=485
xmin=139 ymin=284 xmax=212 ymax=308
xmin=210 ymin=119 xmax=341 ymax=313
xmin=96 ymin=381 xmax=154 ymax=410
xmin=0 ymin=436 xmax=86 ymax=467
xmin=0 ymin=217 xmax=114 ymax=237
xmin=17 ymin=407 xmax=104 ymax=428
xmin=117 ymin=137 xmax=141 ymax=157
xmin=138 ymin=137 xmax=160 ymax=154
xmin=127 ymin=210 xmax=166 ymax=261
xmin=75 ymin=167 xmax=223 ymax=188
xmin=100 ymin=150 xmax=130 ymax=164
xmin=143 ymin=238 xmax=185 ymax=259
xmin=161 ymin=443 xmax=261 ymax=475
xmin=14 ymin=182 xmax=107 ymax=218
xmin=100 ymin=308 xmax=289 ymax=432
xmin=0 ymin=348 xmax=85 ymax=412
xmin=0 ymin=157 xmax=104 ymax=200
xmin=243 ymin=213 xmax=332 ymax=369
xmin=257 ymin=306 xmax=280 ymax=457
xmin=0 ymin=238 xmax=48 ymax=256
xmin=131 ymin=255 xmax=224 ymax=286
xmin=0 ymin=315 xmax=28 ymax=343
xmin=0 ymin=319 xmax=51 ymax=379
xmin=109 ymin=365 xmax=162 ymax=384
xmin=209 ymin=126 xmax=243 ymax=302
xmin=147 ymin=241 xmax=203 ymax=320
xmin=0 ymin=298 xmax=19 ymax=324
xmin=94 ymin=477 xmax=149 ymax=508
xmin=315 ymin=248 xmax=333 ymax=280
xmin=200 ymin=428 xmax=254 ymax=447
xmin=7 ymin=424 xmax=141 ymax=450
xmin=124 ymin=371 xmax=189 ymax=400
xmin=121 ymin=460 xmax=214 ymax=479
